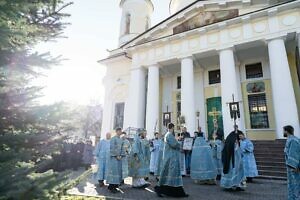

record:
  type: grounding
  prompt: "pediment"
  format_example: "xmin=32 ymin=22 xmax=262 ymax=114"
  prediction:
xmin=122 ymin=0 xmax=275 ymax=49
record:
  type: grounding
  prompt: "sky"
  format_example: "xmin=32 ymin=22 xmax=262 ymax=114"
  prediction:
xmin=36 ymin=0 xmax=170 ymax=105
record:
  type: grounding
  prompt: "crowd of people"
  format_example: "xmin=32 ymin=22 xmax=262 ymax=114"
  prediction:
xmin=94 ymin=124 xmax=299 ymax=199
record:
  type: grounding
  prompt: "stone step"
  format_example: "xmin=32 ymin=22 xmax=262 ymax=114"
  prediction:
xmin=254 ymin=152 xmax=285 ymax=157
xmin=257 ymin=165 xmax=286 ymax=171
xmin=256 ymin=161 xmax=285 ymax=167
xmin=256 ymin=175 xmax=287 ymax=181
xmin=255 ymin=157 xmax=285 ymax=163
xmin=258 ymin=169 xmax=287 ymax=178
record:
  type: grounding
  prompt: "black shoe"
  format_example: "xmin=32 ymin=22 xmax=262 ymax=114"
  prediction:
xmin=154 ymin=186 xmax=164 ymax=197
xmin=109 ymin=188 xmax=118 ymax=193
xmin=144 ymin=177 xmax=149 ymax=181
xmin=183 ymin=193 xmax=189 ymax=197
xmin=216 ymin=175 xmax=221 ymax=180
xmin=150 ymin=172 xmax=154 ymax=175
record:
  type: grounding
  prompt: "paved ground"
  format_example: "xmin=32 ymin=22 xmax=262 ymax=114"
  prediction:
xmin=68 ymin=173 xmax=287 ymax=200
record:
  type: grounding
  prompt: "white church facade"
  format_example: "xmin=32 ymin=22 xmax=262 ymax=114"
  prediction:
xmin=99 ymin=0 xmax=300 ymax=140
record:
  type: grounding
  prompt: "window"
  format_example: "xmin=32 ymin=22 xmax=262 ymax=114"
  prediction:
xmin=248 ymin=94 xmax=269 ymax=129
xmin=177 ymin=76 xmax=181 ymax=89
xmin=245 ymin=63 xmax=263 ymax=79
xmin=208 ymin=70 xmax=221 ymax=84
xmin=113 ymin=103 xmax=125 ymax=129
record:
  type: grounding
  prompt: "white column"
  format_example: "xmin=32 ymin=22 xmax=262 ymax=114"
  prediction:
xmin=219 ymin=48 xmax=243 ymax=138
xmin=146 ymin=64 xmax=160 ymax=138
xmin=194 ymin=69 xmax=206 ymax=134
xmin=181 ymin=56 xmax=195 ymax=135
xmin=124 ymin=67 xmax=146 ymax=129
xmin=268 ymin=38 xmax=300 ymax=138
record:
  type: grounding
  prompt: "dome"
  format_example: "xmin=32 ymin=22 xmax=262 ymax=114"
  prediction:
xmin=169 ymin=0 xmax=198 ymax=15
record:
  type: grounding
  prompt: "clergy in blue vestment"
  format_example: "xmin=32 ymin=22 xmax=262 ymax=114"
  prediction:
xmin=221 ymin=125 xmax=246 ymax=191
xmin=129 ymin=130 xmax=151 ymax=188
xmin=191 ymin=132 xmax=217 ymax=185
xmin=121 ymin=132 xmax=131 ymax=181
xmin=177 ymin=133 xmax=186 ymax=176
xmin=150 ymin=132 xmax=161 ymax=174
xmin=283 ymin=125 xmax=300 ymax=200
xmin=154 ymin=135 xmax=165 ymax=179
xmin=106 ymin=128 xmax=124 ymax=193
xmin=154 ymin=123 xmax=189 ymax=198
xmin=238 ymin=132 xmax=258 ymax=183
xmin=94 ymin=132 xmax=111 ymax=187
xmin=211 ymin=121 xmax=224 ymax=180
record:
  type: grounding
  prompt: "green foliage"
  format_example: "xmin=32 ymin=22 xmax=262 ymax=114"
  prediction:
xmin=0 ymin=1 xmax=87 ymax=199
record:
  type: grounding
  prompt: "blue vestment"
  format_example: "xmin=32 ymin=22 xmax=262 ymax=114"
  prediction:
xmin=284 ymin=135 xmax=300 ymax=200
xmin=129 ymin=135 xmax=150 ymax=178
xmin=106 ymin=136 xmax=123 ymax=184
xmin=121 ymin=138 xmax=131 ymax=180
xmin=220 ymin=144 xmax=245 ymax=188
xmin=191 ymin=137 xmax=217 ymax=181
xmin=240 ymin=138 xmax=258 ymax=178
xmin=178 ymin=140 xmax=186 ymax=175
xmin=150 ymin=139 xmax=161 ymax=173
xmin=94 ymin=139 xmax=110 ymax=181
xmin=158 ymin=132 xmax=183 ymax=187
xmin=212 ymin=139 xmax=223 ymax=175
xmin=154 ymin=139 xmax=165 ymax=176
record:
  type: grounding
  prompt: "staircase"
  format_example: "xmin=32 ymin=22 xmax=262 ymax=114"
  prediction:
xmin=253 ymin=140 xmax=287 ymax=180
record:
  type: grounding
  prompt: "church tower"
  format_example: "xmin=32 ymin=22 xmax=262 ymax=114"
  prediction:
xmin=119 ymin=0 xmax=154 ymax=46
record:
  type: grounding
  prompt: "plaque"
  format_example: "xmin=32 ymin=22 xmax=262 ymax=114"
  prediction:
xmin=182 ymin=137 xmax=193 ymax=150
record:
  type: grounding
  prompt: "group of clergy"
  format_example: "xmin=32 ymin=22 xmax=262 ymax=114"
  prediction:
xmin=94 ymin=124 xmax=299 ymax=199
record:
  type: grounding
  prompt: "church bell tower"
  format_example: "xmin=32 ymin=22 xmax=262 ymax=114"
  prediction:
xmin=119 ymin=0 xmax=154 ymax=46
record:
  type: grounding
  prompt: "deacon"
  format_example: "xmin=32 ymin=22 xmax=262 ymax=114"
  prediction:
xmin=121 ymin=132 xmax=131 ymax=183
xmin=211 ymin=121 xmax=224 ymax=180
xmin=238 ymin=132 xmax=258 ymax=183
xmin=191 ymin=132 xmax=217 ymax=185
xmin=129 ymin=130 xmax=151 ymax=188
xmin=106 ymin=128 xmax=124 ymax=193
xmin=150 ymin=132 xmax=161 ymax=175
xmin=177 ymin=133 xmax=187 ymax=176
xmin=154 ymin=132 xmax=165 ymax=180
xmin=221 ymin=125 xmax=245 ymax=191
xmin=94 ymin=132 xmax=111 ymax=187
xmin=154 ymin=123 xmax=189 ymax=198
xmin=283 ymin=125 xmax=300 ymax=200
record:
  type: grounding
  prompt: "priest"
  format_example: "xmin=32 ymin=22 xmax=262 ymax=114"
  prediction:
xmin=238 ymin=132 xmax=258 ymax=183
xmin=220 ymin=125 xmax=245 ymax=191
xmin=129 ymin=130 xmax=151 ymax=188
xmin=106 ymin=128 xmax=124 ymax=193
xmin=150 ymin=132 xmax=161 ymax=175
xmin=121 ymin=131 xmax=131 ymax=183
xmin=154 ymin=123 xmax=189 ymax=197
xmin=283 ymin=125 xmax=300 ymax=200
xmin=191 ymin=132 xmax=217 ymax=185
xmin=94 ymin=132 xmax=111 ymax=187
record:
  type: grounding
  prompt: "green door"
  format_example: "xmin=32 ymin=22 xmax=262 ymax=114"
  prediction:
xmin=206 ymin=97 xmax=223 ymax=140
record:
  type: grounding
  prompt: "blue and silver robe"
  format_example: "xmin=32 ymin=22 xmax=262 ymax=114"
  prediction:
xmin=94 ymin=139 xmax=110 ymax=181
xmin=191 ymin=137 xmax=217 ymax=181
xmin=150 ymin=139 xmax=161 ymax=173
xmin=106 ymin=136 xmax=123 ymax=185
xmin=154 ymin=139 xmax=165 ymax=176
xmin=129 ymin=135 xmax=150 ymax=178
xmin=121 ymin=138 xmax=131 ymax=180
xmin=240 ymin=138 xmax=258 ymax=178
xmin=220 ymin=144 xmax=245 ymax=189
xmin=158 ymin=132 xmax=183 ymax=187
xmin=178 ymin=140 xmax=186 ymax=175
xmin=284 ymin=135 xmax=300 ymax=200
xmin=212 ymin=139 xmax=223 ymax=175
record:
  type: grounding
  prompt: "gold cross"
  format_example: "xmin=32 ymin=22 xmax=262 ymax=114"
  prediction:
xmin=208 ymin=107 xmax=222 ymax=120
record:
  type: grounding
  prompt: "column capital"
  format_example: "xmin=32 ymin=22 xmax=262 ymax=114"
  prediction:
xmin=146 ymin=63 xmax=161 ymax=69
xmin=217 ymin=45 xmax=235 ymax=53
xmin=178 ymin=55 xmax=193 ymax=61
xmin=265 ymin=35 xmax=287 ymax=43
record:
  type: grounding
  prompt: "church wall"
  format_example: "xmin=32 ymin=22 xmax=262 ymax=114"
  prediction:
xmin=100 ymin=58 xmax=131 ymax=138
xmin=240 ymin=58 xmax=276 ymax=140
xmin=287 ymin=52 xmax=300 ymax=122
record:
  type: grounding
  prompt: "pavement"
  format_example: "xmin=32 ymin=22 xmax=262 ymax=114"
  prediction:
xmin=67 ymin=173 xmax=287 ymax=200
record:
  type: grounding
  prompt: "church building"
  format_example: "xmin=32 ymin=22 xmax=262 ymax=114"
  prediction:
xmin=99 ymin=0 xmax=300 ymax=140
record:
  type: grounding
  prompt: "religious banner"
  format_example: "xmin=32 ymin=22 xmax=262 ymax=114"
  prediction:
xmin=182 ymin=137 xmax=194 ymax=150
xmin=173 ymin=9 xmax=239 ymax=34
xmin=163 ymin=112 xmax=171 ymax=127
xmin=206 ymin=97 xmax=224 ymax=140
xmin=246 ymin=82 xmax=265 ymax=93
